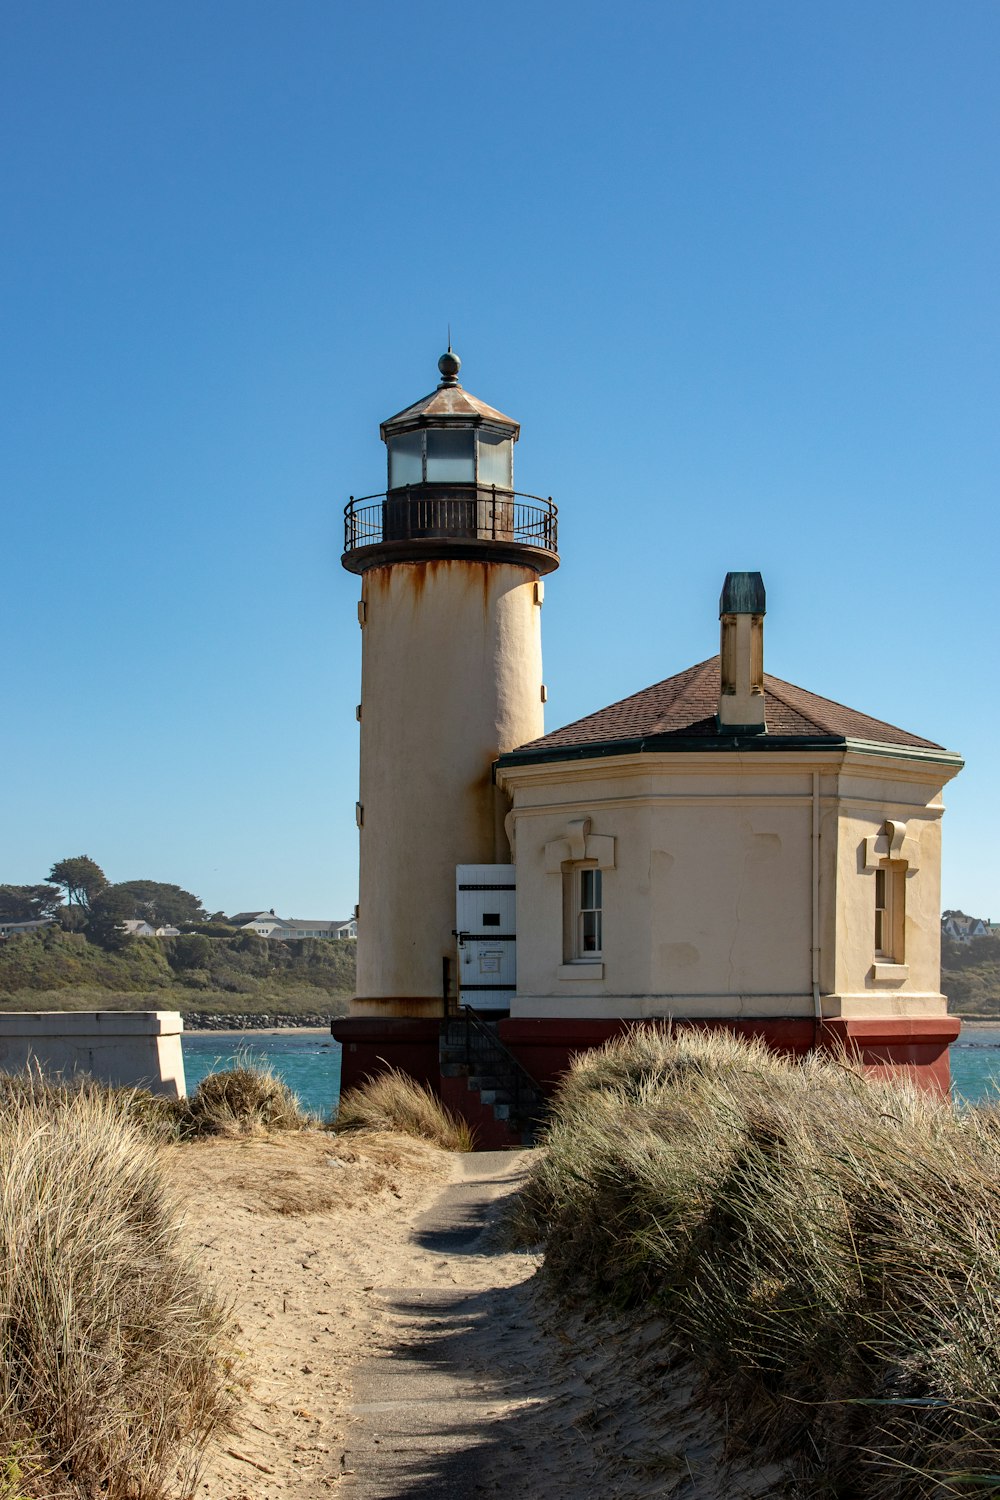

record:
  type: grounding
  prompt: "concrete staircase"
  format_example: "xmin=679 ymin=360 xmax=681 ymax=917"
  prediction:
xmin=439 ymin=1013 xmax=546 ymax=1150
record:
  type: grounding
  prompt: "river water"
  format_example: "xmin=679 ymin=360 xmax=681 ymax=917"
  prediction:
xmin=182 ymin=1023 xmax=1000 ymax=1121
xmin=950 ymin=1025 xmax=1000 ymax=1103
xmin=182 ymin=1031 xmax=342 ymax=1121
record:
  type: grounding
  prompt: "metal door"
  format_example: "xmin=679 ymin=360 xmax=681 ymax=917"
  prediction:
xmin=455 ymin=865 xmax=516 ymax=1011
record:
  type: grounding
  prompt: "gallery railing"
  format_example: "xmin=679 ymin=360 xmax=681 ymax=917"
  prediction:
xmin=343 ymin=486 xmax=558 ymax=556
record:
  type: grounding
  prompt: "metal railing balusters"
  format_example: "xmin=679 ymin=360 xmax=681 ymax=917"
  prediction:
xmin=457 ymin=1004 xmax=542 ymax=1129
xmin=342 ymin=488 xmax=558 ymax=558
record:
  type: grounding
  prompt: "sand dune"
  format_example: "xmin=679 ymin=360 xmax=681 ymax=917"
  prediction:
xmin=169 ymin=1134 xmax=791 ymax=1498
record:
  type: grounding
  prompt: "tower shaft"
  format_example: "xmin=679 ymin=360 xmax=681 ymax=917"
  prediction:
xmin=355 ymin=558 xmax=543 ymax=1014
xmin=340 ymin=350 xmax=558 ymax=1023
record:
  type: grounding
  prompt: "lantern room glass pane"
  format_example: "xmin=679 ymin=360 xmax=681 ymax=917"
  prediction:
xmin=388 ymin=432 xmax=423 ymax=489
xmin=425 ymin=428 xmax=475 ymax=483
xmin=477 ymin=431 xmax=513 ymax=489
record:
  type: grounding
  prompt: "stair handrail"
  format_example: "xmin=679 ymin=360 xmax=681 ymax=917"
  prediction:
xmin=461 ymin=1004 xmax=542 ymax=1126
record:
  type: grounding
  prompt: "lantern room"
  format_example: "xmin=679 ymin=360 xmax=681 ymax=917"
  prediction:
xmin=342 ymin=350 xmax=558 ymax=576
xmin=383 ymin=350 xmax=517 ymax=492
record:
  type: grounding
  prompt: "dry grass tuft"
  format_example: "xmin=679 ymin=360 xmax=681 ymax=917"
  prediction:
xmin=514 ymin=1024 xmax=1000 ymax=1498
xmin=178 ymin=1063 xmax=310 ymax=1137
xmin=0 ymin=1073 xmax=237 ymax=1498
xmin=335 ymin=1068 xmax=475 ymax=1151
xmin=0 ymin=1070 xmax=184 ymax=1142
xmin=0 ymin=1064 xmax=311 ymax=1144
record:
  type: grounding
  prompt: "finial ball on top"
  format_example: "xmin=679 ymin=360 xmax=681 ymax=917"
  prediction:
xmin=437 ymin=349 xmax=461 ymax=384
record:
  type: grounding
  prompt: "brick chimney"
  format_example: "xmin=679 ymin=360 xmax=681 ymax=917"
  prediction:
xmin=718 ymin=571 xmax=766 ymax=734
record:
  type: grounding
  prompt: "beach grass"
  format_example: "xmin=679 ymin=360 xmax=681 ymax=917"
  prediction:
xmin=0 ymin=1074 xmax=237 ymax=1498
xmin=512 ymin=1024 xmax=1000 ymax=1498
xmin=0 ymin=1063 xmax=313 ymax=1143
xmin=335 ymin=1067 xmax=475 ymax=1151
xmin=177 ymin=1060 xmax=311 ymax=1136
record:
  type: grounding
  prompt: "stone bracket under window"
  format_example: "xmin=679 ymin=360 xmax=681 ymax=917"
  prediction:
xmin=862 ymin=819 xmax=920 ymax=872
xmin=872 ymin=962 xmax=909 ymax=984
xmin=544 ymin=817 xmax=616 ymax=873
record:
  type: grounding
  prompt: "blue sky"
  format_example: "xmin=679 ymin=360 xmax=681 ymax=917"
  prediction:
xmin=1 ymin=1 xmax=997 ymax=919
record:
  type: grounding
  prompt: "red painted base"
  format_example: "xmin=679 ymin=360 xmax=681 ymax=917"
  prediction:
xmin=497 ymin=1015 xmax=961 ymax=1098
xmin=331 ymin=1013 xmax=961 ymax=1146
xmin=332 ymin=1016 xmax=442 ymax=1094
xmin=438 ymin=1073 xmax=525 ymax=1151
xmin=332 ymin=1015 xmax=525 ymax=1149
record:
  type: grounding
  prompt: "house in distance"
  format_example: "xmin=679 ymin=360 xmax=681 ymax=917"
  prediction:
xmin=230 ymin=912 xmax=357 ymax=940
xmin=333 ymin=352 xmax=963 ymax=1145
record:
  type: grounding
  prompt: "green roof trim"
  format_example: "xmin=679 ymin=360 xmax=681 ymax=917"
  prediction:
xmin=495 ymin=733 xmax=964 ymax=772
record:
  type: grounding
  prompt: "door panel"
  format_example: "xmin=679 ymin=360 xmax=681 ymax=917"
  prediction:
xmin=456 ymin=865 xmax=516 ymax=1010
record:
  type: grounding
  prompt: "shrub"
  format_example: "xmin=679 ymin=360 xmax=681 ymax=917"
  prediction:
xmin=942 ymin=932 xmax=1000 ymax=1015
xmin=0 ymin=1075 xmax=236 ymax=1498
xmin=335 ymin=1068 xmax=474 ymax=1151
xmin=0 ymin=928 xmax=173 ymax=996
xmin=514 ymin=1025 xmax=1000 ymax=1498
xmin=0 ymin=926 xmax=357 ymax=1006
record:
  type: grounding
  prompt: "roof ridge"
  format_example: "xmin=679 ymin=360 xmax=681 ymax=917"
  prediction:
xmin=647 ymin=656 xmax=720 ymax=733
xmin=525 ymin=656 xmax=719 ymax=750
xmin=763 ymin=671 xmax=939 ymax=743
xmin=761 ymin=673 xmax=838 ymax=733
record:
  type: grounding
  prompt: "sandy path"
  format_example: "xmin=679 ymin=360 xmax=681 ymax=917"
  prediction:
xmin=170 ymin=1130 xmax=454 ymax=1497
xmin=339 ymin=1154 xmax=790 ymax=1499
xmin=170 ymin=1134 xmax=792 ymax=1500
xmin=342 ymin=1150 xmax=560 ymax=1496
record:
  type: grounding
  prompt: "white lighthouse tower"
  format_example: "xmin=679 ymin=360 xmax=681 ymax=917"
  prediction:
xmin=336 ymin=350 xmax=559 ymax=1064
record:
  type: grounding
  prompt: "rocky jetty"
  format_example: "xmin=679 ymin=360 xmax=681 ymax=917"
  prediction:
xmin=182 ymin=1012 xmax=332 ymax=1031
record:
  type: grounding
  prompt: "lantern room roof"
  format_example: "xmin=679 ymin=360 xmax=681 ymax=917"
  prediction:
xmin=380 ymin=352 xmax=520 ymax=440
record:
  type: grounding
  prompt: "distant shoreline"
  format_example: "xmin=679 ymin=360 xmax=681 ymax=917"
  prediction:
xmin=182 ymin=1025 xmax=333 ymax=1039
xmin=179 ymin=1019 xmax=997 ymax=1039
xmin=180 ymin=1010 xmax=343 ymax=1031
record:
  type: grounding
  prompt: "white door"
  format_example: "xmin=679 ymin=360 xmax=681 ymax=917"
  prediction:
xmin=455 ymin=865 xmax=516 ymax=1011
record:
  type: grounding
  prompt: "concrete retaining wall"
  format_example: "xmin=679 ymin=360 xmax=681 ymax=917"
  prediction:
xmin=0 ymin=1011 xmax=186 ymax=1098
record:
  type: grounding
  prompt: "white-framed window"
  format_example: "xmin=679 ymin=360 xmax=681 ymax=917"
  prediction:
xmin=578 ymin=867 xmax=602 ymax=956
xmin=563 ymin=864 xmax=602 ymax=961
xmin=875 ymin=862 xmax=905 ymax=962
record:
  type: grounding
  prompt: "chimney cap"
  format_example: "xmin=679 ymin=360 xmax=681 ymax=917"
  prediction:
xmin=720 ymin=571 xmax=766 ymax=617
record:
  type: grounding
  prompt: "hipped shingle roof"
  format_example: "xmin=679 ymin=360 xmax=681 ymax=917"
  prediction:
xmin=508 ymin=657 xmax=945 ymax=759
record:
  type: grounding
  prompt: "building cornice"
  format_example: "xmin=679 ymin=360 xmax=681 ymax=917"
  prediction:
xmin=495 ymin=740 xmax=963 ymax=793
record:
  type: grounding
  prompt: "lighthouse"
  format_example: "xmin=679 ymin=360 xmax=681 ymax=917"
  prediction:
xmin=337 ymin=350 xmax=559 ymax=1060
xmin=333 ymin=355 xmax=963 ymax=1125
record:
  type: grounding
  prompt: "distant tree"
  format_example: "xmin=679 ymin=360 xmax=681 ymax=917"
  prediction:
xmin=85 ymin=886 xmax=140 ymax=951
xmin=56 ymin=905 xmax=88 ymax=933
xmin=0 ymin=884 xmax=63 ymax=921
xmin=168 ymin=933 xmax=213 ymax=971
xmin=111 ymin=881 xmax=207 ymax=927
xmin=47 ymin=856 xmax=108 ymax=912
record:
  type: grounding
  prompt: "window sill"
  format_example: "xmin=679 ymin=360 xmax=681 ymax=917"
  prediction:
xmin=872 ymin=963 xmax=909 ymax=985
xmin=557 ymin=962 xmax=604 ymax=981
